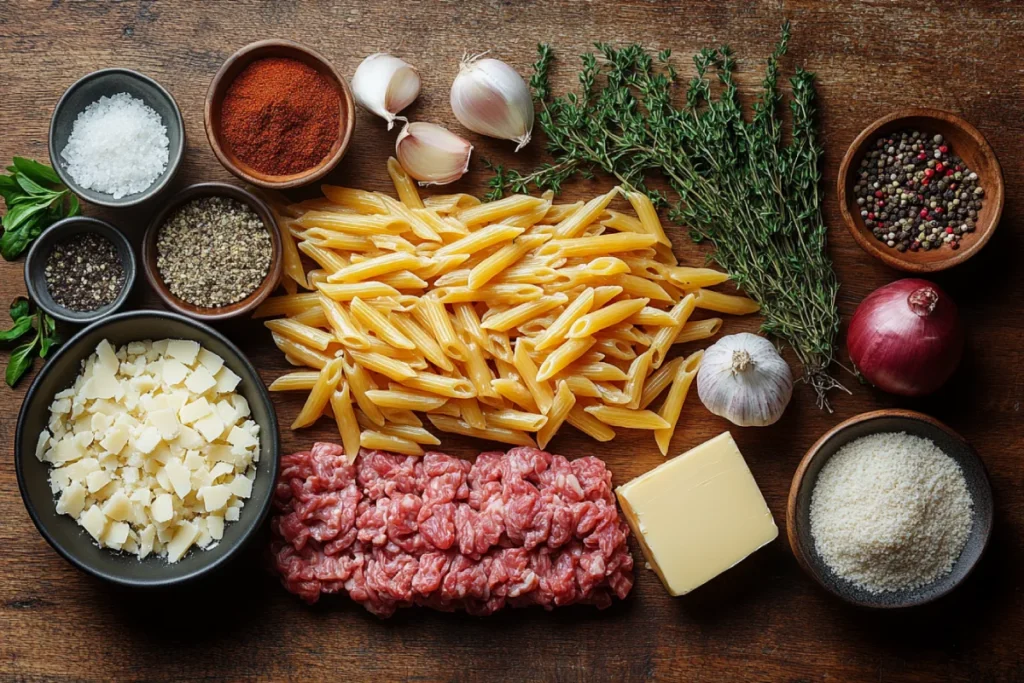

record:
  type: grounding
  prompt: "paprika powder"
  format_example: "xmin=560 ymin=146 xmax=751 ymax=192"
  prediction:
xmin=220 ymin=57 xmax=341 ymax=176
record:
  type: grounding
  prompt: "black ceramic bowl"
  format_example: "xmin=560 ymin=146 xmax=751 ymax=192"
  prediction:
xmin=25 ymin=216 xmax=137 ymax=325
xmin=787 ymin=409 xmax=993 ymax=608
xmin=16 ymin=310 xmax=279 ymax=587
xmin=49 ymin=68 xmax=185 ymax=208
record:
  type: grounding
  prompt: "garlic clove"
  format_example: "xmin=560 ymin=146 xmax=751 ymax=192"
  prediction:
xmin=395 ymin=121 xmax=473 ymax=186
xmin=351 ymin=53 xmax=421 ymax=130
xmin=450 ymin=55 xmax=534 ymax=151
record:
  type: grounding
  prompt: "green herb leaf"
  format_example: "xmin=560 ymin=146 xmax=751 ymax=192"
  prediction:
xmin=0 ymin=176 xmax=19 ymax=204
xmin=0 ymin=229 xmax=30 ymax=261
xmin=66 ymin=193 xmax=80 ymax=217
xmin=15 ymin=174 xmax=58 ymax=198
xmin=6 ymin=337 xmax=37 ymax=386
xmin=9 ymin=297 xmax=30 ymax=321
xmin=12 ymin=157 xmax=61 ymax=186
xmin=38 ymin=312 xmax=59 ymax=358
xmin=2 ymin=199 xmax=50 ymax=234
xmin=0 ymin=316 xmax=33 ymax=343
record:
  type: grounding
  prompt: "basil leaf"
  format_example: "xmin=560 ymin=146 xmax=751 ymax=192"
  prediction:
xmin=0 ymin=176 xmax=19 ymax=204
xmin=0 ymin=316 xmax=32 ymax=343
xmin=15 ymin=174 xmax=58 ymax=198
xmin=39 ymin=330 xmax=59 ymax=358
xmin=2 ymin=199 xmax=49 ymax=233
xmin=66 ymin=193 xmax=80 ymax=217
xmin=6 ymin=337 xmax=37 ymax=386
xmin=12 ymin=157 xmax=60 ymax=186
xmin=0 ymin=229 xmax=30 ymax=261
xmin=9 ymin=297 xmax=29 ymax=321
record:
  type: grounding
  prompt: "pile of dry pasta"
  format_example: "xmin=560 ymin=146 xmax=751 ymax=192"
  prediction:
xmin=256 ymin=158 xmax=758 ymax=460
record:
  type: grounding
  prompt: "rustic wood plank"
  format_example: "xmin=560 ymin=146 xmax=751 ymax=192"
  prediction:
xmin=0 ymin=1 xmax=1021 ymax=681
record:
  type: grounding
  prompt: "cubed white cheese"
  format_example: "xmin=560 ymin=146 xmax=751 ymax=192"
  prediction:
xmin=151 ymin=493 xmax=174 ymax=523
xmin=86 ymin=469 xmax=112 ymax=494
xmin=167 ymin=339 xmax=200 ymax=365
xmin=214 ymin=366 xmax=241 ymax=393
xmin=166 ymin=521 xmax=199 ymax=563
xmin=184 ymin=366 xmax=217 ymax=395
xmin=227 ymin=474 xmax=253 ymax=499
xmin=162 ymin=359 xmax=190 ymax=386
xmin=206 ymin=514 xmax=225 ymax=540
xmin=225 ymin=507 xmax=240 ymax=522
xmin=133 ymin=426 xmax=162 ymax=455
xmin=147 ymin=408 xmax=180 ymax=440
xmin=209 ymin=462 xmax=235 ymax=481
xmin=194 ymin=414 xmax=225 ymax=443
xmin=104 ymin=521 xmax=131 ymax=549
xmin=96 ymin=340 xmax=120 ymax=374
xmin=80 ymin=505 xmax=108 ymax=542
xmin=197 ymin=348 xmax=225 ymax=375
xmin=164 ymin=459 xmax=192 ymax=499
xmin=102 ymin=490 xmax=134 ymax=521
xmin=56 ymin=483 xmax=87 ymax=517
xmin=100 ymin=425 xmax=130 ymax=455
xmin=178 ymin=397 xmax=212 ymax=425
xmin=199 ymin=485 xmax=232 ymax=512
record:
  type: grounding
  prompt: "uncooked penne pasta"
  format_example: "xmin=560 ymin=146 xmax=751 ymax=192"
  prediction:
xmin=468 ymin=234 xmax=550 ymax=290
xmin=491 ymin=377 xmax=539 ymax=413
xmin=364 ymin=387 xmax=447 ymax=412
xmin=584 ymin=404 xmax=671 ymax=430
xmin=338 ymin=350 xmax=384 ymax=427
xmin=553 ymin=187 xmax=620 ymax=238
xmin=456 ymin=195 xmax=546 ymax=228
xmin=536 ymin=336 xmax=596 ymax=383
xmin=290 ymin=306 xmax=329 ymax=329
xmin=399 ymin=372 xmax=476 ymax=399
xmin=269 ymin=371 xmax=320 ymax=392
xmin=264 ymin=318 xmax=335 ymax=351
xmin=271 ymin=332 xmax=331 ymax=370
xmin=622 ymin=349 xmax=654 ymax=409
xmin=462 ymin=343 xmax=499 ymax=398
xmin=326 ymin=252 xmax=425 ymax=283
xmin=427 ymin=414 xmax=537 ymax=447
xmin=691 ymin=288 xmax=761 ymax=315
xmin=650 ymin=294 xmax=696 ymax=369
xmin=568 ymin=297 xmax=649 ymax=339
xmin=414 ymin=296 xmax=469 ymax=361
xmin=391 ymin=314 xmax=454 ymax=372
xmin=513 ymin=340 xmax=554 ymax=414
xmin=537 ymin=381 xmax=575 ymax=450
xmin=540 ymin=232 xmax=658 ymax=259
xmin=600 ymin=209 xmax=646 ymax=234
xmin=380 ymin=423 xmax=440 ymax=445
xmin=674 ymin=318 xmax=724 ymax=345
xmin=299 ymin=229 xmax=375 ymax=252
xmin=321 ymin=185 xmax=389 ymax=214
xmin=278 ymin=219 xmax=309 ymax=290
xmin=625 ymin=190 xmax=672 ymax=247
xmin=381 ymin=195 xmax=442 ymax=243
xmin=533 ymin=287 xmax=595 ymax=352
xmin=330 ymin=382 xmax=361 ymax=464
xmin=564 ymin=362 xmax=628 ymax=382
xmin=347 ymin=349 xmax=416 ymax=382
xmin=667 ymin=267 xmax=730 ymax=289
xmin=350 ymin=297 xmax=416 ymax=350
xmin=379 ymin=407 xmax=423 ymax=426
xmin=317 ymin=281 xmax=402 ymax=301
xmin=457 ymin=397 xmax=487 ymax=429
xmin=424 ymin=193 xmax=481 ymax=213
xmin=639 ymin=356 xmax=684 ymax=409
xmin=566 ymin=402 xmax=616 ymax=442
xmin=319 ymin=294 xmax=370 ymax=350
xmin=360 ymin=430 xmax=424 ymax=456
xmin=292 ymin=358 xmax=344 ymax=429
xmin=388 ymin=156 xmax=424 ymax=209
xmin=481 ymin=293 xmax=568 ymax=332
xmin=484 ymin=408 xmax=548 ymax=432
xmin=254 ymin=292 xmax=320 ymax=318
xmin=654 ymin=350 xmax=703 ymax=455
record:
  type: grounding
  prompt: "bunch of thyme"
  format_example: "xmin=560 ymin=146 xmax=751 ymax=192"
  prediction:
xmin=486 ymin=23 xmax=845 ymax=408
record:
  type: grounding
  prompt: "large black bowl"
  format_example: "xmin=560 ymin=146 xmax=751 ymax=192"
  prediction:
xmin=16 ymin=310 xmax=279 ymax=587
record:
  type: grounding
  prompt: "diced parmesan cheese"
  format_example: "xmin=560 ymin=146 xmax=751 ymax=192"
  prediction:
xmin=199 ymin=485 xmax=232 ymax=512
xmin=127 ymin=341 xmax=147 ymax=355
xmin=86 ymin=469 xmax=112 ymax=493
xmin=164 ymin=459 xmax=193 ymax=499
xmin=133 ymin=426 xmax=162 ymax=454
xmin=166 ymin=521 xmax=199 ymax=563
xmin=102 ymin=490 xmax=134 ymax=521
xmin=104 ymin=521 xmax=131 ymax=549
xmin=184 ymin=450 xmax=204 ymax=470
xmin=215 ymin=366 xmax=241 ymax=393
xmin=100 ymin=426 xmax=130 ymax=455
xmin=167 ymin=339 xmax=200 ymax=365
xmin=96 ymin=339 xmax=120 ymax=374
xmin=228 ymin=474 xmax=253 ymax=499
xmin=226 ymin=425 xmax=258 ymax=449
xmin=80 ymin=505 xmax=108 ymax=542
xmin=162 ymin=359 xmax=190 ymax=386
xmin=48 ymin=437 xmax=84 ymax=464
xmin=148 ymin=408 xmax=180 ymax=440
xmin=175 ymin=425 xmax=205 ymax=450
xmin=151 ymin=493 xmax=174 ymax=523
xmin=90 ymin=412 xmax=113 ymax=433
xmin=215 ymin=400 xmax=237 ymax=425
xmin=35 ymin=431 xmax=49 ymax=461
xmin=139 ymin=524 xmax=156 ymax=559
xmin=51 ymin=398 xmax=72 ymax=414
xmin=209 ymin=462 xmax=235 ymax=481
xmin=194 ymin=414 xmax=225 ymax=442
xmin=225 ymin=506 xmax=240 ymax=522
xmin=179 ymin=397 xmax=212 ymax=425
xmin=83 ymin=368 xmax=121 ymax=400
xmin=74 ymin=430 xmax=95 ymax=449
xmin=56 ymin=483 xmax=87 ymax=517
xmin=197 ymin=348 xmax=224 ymax=375
xmin=184 ymin=366 xmax=217 ymax=395
xmin=206 ymin=514 xmax=225 ymax=540
xmin=130 ymin=374 xmax=159 ymax=394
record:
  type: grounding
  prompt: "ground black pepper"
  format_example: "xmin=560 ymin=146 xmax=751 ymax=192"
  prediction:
xmin=44 ymin=232 xmax=126 ymax=311
xmin=156 ymin=196 xmax=271 ymax=308
xmin=853 ymin=130 xmax=984 ymax=253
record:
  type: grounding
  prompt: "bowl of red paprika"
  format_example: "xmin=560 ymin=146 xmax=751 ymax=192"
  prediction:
xmin=205 ymin=39 xmax=355 ymax=189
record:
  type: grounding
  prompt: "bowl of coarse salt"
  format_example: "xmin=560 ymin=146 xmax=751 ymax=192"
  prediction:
xmin=49 ymin=68 xmax=185 ymax=208
xmin=787 ymin=409 xmax=993 ymax=609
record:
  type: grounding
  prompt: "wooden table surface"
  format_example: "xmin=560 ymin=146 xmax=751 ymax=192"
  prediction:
xmin=1 ymin=1 xmax=1022 ymax=681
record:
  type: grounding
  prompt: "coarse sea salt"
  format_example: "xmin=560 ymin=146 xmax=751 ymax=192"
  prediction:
xmin=60 ymin=92 xmax=169 ymax=199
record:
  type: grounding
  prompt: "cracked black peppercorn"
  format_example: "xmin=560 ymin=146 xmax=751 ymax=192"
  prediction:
xmin=44 ymin=232 xmax=126 ymax=312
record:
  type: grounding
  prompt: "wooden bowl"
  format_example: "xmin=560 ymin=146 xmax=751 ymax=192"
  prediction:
xmin=838 ymin=108 xmax=1003 ymax=272
xmin=204 ymin=39 xmax=355 ymax=189
xmin=787 ymin=409 xmax=993 ymax=609
xmin=142 ymin=182 xmax=282 ymax=321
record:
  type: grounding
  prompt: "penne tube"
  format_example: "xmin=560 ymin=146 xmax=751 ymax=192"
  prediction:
xmin=349 ymin=297 xmax=416 ymax=350
xmin=271 ymin=333 xmax=331 ymax=370
xmin=622 ymin=349 xmax=654 ymax=409
xmin=290 ymin=306 xmax=329 ymax=329
xmin=390 ymin=314 xmax=454 ymax=372
xmin=379 ymin=407 xmax=423 ymax=426
xmin=326 ymin=252 xmax=426 ymax=283
xmin=319 ymin=293 xmax=371 ymax=350
xmin=623 ymin=257 xmax=672 ymax=281
xmin=269 ymin=371 xmax=320 ymax=392
xmin=387 ymin=156 xmax=424 ymax=209
xmin=457 ymin=397 xmax=487 ymax=429
xmin=317 ymin=281 xmax=402 ymax=301
xmin=540 ymin=232 xmax=658 ymax=259
xmin=370 ymin=233 xmax=417 ymax=253
xmin=491 ymin=377 xmax=539 ymax=413
xmin=452 ymin=303 xmax=490 ymax=353
xmin=504 ymin=197 xmax=553 ymax=229
xmin=611 ymin=273 xmax=674 ymax=302
xmin=536 ymin=336 xmax=597 ymax=382
xmin=330 ymin=383 xmax=361 ymax=464
xmin=650 ymin=294 xmax=696 ymax=369
xmin=691 ymin=288 xmax=760 ymax=315
xmin=321 ymin=185 xmax=389 ymax=214
xmin=639 ymin=356 xmax=684 ymax=409
xmin=284 ymin=198 xmax=352 ymax=216
xmin=297 ymin=210 xmax=406 ymax=235
xmin=592 ymin=285 xmax=625 ymax=308
xmin=413 ymin=253 xmax=471 ymax=280
xmin=413 ymin=296 xmax=469 ymax=361
xmin=347 ymin=349 xmax=417 ymax=382
xmin=254 ymin=292 xmax=320 ymax=319
xmin=600 ymin=209 xmax=647 ymax=234
xmin=364 ymin=387 xmax=448 ymax=412
xmin=379 ymin=423 xmax=440 ymax=446
xmin=563 ymin=362 xmax=628 ymax=382
xmin=297 ymin=229 xmax=375 ymax=252
xmin=427 ymin=414 xmax=537 ymax=448
xmin=360 ymin=430 xmax=424 ymax=456
xmin=434 ymin=224 xmax=525 ymax=258
xmin=537 ymin=381 xmax=576 ymax=449
xmin=583 ymin=404 xmax=671 ymax=430
xmin=553 ymin=187 xmax=620 ymax=238
xmin=566 ymin=402 xmax=616 ymax=442
xmin=483 ymin=408 xmax=548 ymax=432
xmin=629 ymin=306 xmax=678 ymax=326
xmin=278 ymin=219 xmax=309 ymax=289
xmin=533 ymin=287 xmax=595 ymax=352
xmin=456 ymin=195 xmax=547 ymax=228
xmin=399 ymin=372 xmax=476 ymax=399
xmin=339 ymin=351 xmax=385 ymax=427
xmin=468 ymin=234 xmax=550 ymax=290
xmin=542 ymin=201 xmax=584 ymax=224
xmin=435 ymin=283 xmax=543 ymax=306
xmin=549 ymin=258 xmax=630 ymax=291
xmin=625 ymin=190 xmax=672 ymax=247
xmin=292 ymin=358 xmax=344 ymax=429
xmin=667 ymin=267 xmax=730 ymax=289
xmin=674 ymin=318 xmax=724 ymax=345
xmin=462 ymin=343 xmax=499 ymax=398
xmin=380 ymin=195 xmax=442 ymax=243
xmin=481 ymin=293 xmax=568 ymax=333
xmin=264 ymin=318 xmax=335 ymax=351
xmin=424 ymin=193 xmax=481 ymax=213
xmin=513 ymin=339 xmax=554 ymax=414
xmin=654 ymin=350 xmax=703 ymax=455
xmin=568 ymin=297 xmax=649 ymax=339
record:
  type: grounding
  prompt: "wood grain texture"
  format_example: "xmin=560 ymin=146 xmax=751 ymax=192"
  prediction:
xmin=0 ymin=1 xmax=1021 ymax=681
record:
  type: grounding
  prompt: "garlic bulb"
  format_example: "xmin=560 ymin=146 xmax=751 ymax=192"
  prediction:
xmin=696 ymin=333 xmax=793 ymax=427
xmin=351 ymin=53 xmax=421 ymax=130
xmin=450 ymin=54 xmax=534 ymax=151
xmin=395 ymin=121 xmax=473 ymax=186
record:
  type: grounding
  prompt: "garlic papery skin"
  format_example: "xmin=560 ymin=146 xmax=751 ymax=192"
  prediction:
xmin=696 ymin=333 xmax=793 ymax=427
xmin=395 ymin=121 xmax=473 ymax=186
xmin=351 ymin=53 xmax=421 ymax=130
xmin=450 ymin=55 xmax=534 ymax=151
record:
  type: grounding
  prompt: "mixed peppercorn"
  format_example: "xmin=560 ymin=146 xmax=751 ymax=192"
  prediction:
xmin=44 ymin=232 xmax=126 ymax=312
xmin=853 ymin=130 xmax=984 ymax=252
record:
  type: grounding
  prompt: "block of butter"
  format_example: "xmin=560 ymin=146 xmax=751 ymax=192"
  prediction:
xmin=615 ymin=431 xmax=777 ymax=596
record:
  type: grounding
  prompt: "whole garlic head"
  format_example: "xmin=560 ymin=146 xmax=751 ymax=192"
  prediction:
xmin=696 ymin=333 xmax=793 ymax=427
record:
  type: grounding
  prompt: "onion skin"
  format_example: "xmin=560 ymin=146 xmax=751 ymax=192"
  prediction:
xmin=847 ymin=278 xmax=964 ymax=396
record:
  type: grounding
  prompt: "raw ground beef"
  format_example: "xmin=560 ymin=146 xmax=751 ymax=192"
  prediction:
xmin=270 ymin=443 xmax=634 ymax=617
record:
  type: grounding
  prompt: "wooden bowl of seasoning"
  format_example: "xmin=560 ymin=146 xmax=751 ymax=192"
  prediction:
xmin=787 ymin=409 xmax=993 ymax=609
xmin=204 ymin=39 xmax=355 ymax=189
xmin=25 ymin=216 xmax=137 ymax=325
xmin=838 ymin=108 xmax=1003 ymax=273
xmin=142 ymin=182 xmax=282 ymax=321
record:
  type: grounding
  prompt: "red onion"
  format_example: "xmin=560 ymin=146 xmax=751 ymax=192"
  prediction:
xmin=847 ymin=279 xmax=963 ymax=396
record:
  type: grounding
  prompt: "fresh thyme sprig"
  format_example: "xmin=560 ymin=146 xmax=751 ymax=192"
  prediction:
xmin=486 ymin=23 xmax=846 ymax=408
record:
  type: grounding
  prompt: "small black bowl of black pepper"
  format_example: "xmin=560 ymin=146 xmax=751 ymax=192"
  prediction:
xmin=25 ymin=216 xmax=137 ymax=324
xmin=839 ymin=109 xmax=1003 ymax=273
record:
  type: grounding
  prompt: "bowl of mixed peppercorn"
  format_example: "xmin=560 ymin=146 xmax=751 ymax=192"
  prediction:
xmin=142 ymin=182 xmax=282 ymax=321
xmin=25 ymin=216 xmax=137 ymax=325
xmin=838 ymin=108 xmax=1004 ymax=272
